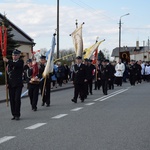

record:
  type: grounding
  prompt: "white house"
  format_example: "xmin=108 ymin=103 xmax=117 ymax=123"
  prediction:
xmin=0 ymin=13 xmax=35 ymax=63
xmin=111 ymin=46 xmax=150 ymax=62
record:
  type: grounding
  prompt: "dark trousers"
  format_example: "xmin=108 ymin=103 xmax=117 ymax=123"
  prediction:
xmin=115 ymin=77 xmax=123 ymax=86
xmin=74 ymin=83 xmax=84 ymax=101
xmin=108 ymin=78 xmax=114 ymax=89
xmin=101 ymin=80 xmax=108 ymax=95
xmin=40 ymin=81 xmax=51 ymax=105
xmin=28 ymin=84 xmax=39 ymax=109
xmin=129 ymin=75 xmax=135 ymax=85
xmin=94 ymin=80 xmax=101 ymax=90
xmin=57 ymin=77 xmax=63 ymax=86
xmin=88 ymin=79 xmax=93 ymax=94
xmin=84 ymin=82 xmax=88 ymax=98
xmin=9 ymin=86 xmax=22 ymax=117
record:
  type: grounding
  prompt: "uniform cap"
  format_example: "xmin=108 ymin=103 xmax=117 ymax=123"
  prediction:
xmin=88 ymin=59 xmax=92 ymax=62
xmin=12 ymin=49 xmax=21 ymax=55
xmin=84 ymin=58 xmax=89 ymax=62
xmin=26 ymin=59 xmax=32 ymax=63
xmin=40 ymin=55 xmax=46 ymax=59
xmin=105 ymin=59 xmax=109 ymax=62
xmin=76 ymin=56 xmax=82 ymax=59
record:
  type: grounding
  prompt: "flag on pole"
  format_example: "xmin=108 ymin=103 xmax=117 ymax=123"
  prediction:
xmin=92 ymin=48 xmax=98 ymax=64
xmin=70 ymin=24 xmax=83 ymax=57
xmin=0 ymin=26 xmax=7 ymax=57
xmin=0 ymin=27 xmax=2 ymax=51
xmin=2 ymin=26 xmax=7 ymax=57
xmin=83 ymin=39 xmax=105 ymax=59
xmin=42 ymin=33 xmax=56 ymax=78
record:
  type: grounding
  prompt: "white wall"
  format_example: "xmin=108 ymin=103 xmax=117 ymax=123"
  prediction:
xmin=18 ymin=44 xmax=33 ymax=63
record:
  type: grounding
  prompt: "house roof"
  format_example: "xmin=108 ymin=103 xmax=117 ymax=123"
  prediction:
xmin=111 ymin=46 xmax=146 ymax=57
xmin=0 ymin=13 xmax=35 ymax=45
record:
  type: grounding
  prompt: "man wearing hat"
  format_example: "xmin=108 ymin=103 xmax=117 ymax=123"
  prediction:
xmin=3 ymin=49 xmax=24 ymax=120
xmin=39 ymin=55 xmax=51 ymax=107
xmin=71 ymin=56 xmax=88 ymax=103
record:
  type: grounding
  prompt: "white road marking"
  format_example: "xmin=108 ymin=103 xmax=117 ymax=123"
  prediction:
xmin=93 ymin=89 xmax=125 ymax=102
xmin=0 ymin=136 xmax=16 ymax=144
xmin=25 ymin=123 xmax=47 ymax=129
xmin=85 ymin=102 xmax=95 ymax=106
xmin=71 ymin=107 xmax=83 ymax=111
xmin=52 ymin=114 xmax=68 ymax=119
xmin=100 ymin=89 xmax=128 ymax=102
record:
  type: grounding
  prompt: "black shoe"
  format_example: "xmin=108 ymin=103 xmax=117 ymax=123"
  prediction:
xmin=11 ymin=117 xmax=15 ymax=120
xmin=71 ymin=99 xmax=77 ymax=103
xmin=90 ymin=92 xmax=93 ymax=95
xmin=81 ymin=99 xmax=84 ymax=102
xmin=34 ymin=108 xmax=37 ymax=111
xmin=41 ymin=102 xmax=45 ymax=106
xmin=46 ymin=104 xmax=50 ymax=107
xmin=15 ymin=117 xmax=20 ymax=120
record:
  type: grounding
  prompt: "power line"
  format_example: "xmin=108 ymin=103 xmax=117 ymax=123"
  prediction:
xmin=70 ymin=0 xmax=117 ymax=23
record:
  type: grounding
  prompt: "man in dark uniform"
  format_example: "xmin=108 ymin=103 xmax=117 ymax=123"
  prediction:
xmin=3 ymin=49 xmax=24 ymax=120
xmin=135 ymin=60 xmax=142 ymax=84
xmin=71 ymin=56 xmax=88 ymax=103
xmin=83 ymin=58 xmax=89 ymax=99
xmin=128 ymin=60 xmax=137 ymax=86
xmin=107 ymin=60 xmax=115 ymax=90
xmin=39 ymin=55 xmax=51 ymax=107
xmin=87 ymin=59 xmax=95 ymax=95
xmin=99 ymin=59 xmax=110 ymax=95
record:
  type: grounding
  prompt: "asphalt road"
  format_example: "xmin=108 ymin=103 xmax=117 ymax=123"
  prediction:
xmin=0 ymin=82 xmax=150 ymax=150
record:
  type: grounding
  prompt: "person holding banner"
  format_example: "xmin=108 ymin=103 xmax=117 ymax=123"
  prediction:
xmin=39 ymin=55 xmax=51 ymax=107
xmin=3 ymin=49 xmax=24 ymax=120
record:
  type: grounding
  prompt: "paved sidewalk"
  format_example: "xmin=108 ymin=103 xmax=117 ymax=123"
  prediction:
xmin=0 ymin=82 xmax=74 ymax=103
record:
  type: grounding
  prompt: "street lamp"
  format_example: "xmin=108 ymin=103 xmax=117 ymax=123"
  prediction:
xmin=119 ymin=13 xmax=130 ymax=59
xmin=57 ymin=0 xmax=59 ymax=59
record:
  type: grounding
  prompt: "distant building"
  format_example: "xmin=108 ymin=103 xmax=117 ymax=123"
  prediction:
xmin=0 ymin=13 xmax=35 ymax=63
xmin=111 ymin=46 xmax=150 ymax=62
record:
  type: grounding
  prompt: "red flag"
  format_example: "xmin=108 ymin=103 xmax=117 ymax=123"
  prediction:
xmin=92 ymin=48 xmax=98 ymax=64
xmin=0 ymin=27 xmax=2 ymax=51
xmin=2 ymin=26 xmax=7 ymax=57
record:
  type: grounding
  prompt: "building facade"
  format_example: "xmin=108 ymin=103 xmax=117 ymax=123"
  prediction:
xmin=111 ymin=46 xmax=150 ymax=62
xmin=0 ymin=13 xmax=35 ymax=63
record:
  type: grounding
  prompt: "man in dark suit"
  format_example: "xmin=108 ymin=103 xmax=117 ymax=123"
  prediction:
xmin=3 ymin=49 xmax=24 ymax=120
xmin=71 ymin=56 xmax=87 ymax=103
xmin=39 ymin=55 xmax=51 ymax=107
xmin=99 ymin=59 xmax=110 ymax=95
xmin=87 ymin=59 xmax=95 ymax=95
xmin=83 ymin=58 xmax=89 ymax=99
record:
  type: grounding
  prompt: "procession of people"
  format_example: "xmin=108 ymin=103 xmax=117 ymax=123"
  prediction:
xmin=2 ymin=48 xmax=150 ymax=121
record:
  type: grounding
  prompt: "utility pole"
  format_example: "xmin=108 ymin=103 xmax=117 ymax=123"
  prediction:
xmin=148 ymin=37 xmax=150 ymax=61
xmin=57 ymin=0 xmax=59 ymax=59
xmin=119 ymin=13 xmax=130 ymax=60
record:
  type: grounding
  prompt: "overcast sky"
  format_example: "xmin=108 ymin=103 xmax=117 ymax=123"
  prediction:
xmin=0 ymin=0 xmax=150 ymax=55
